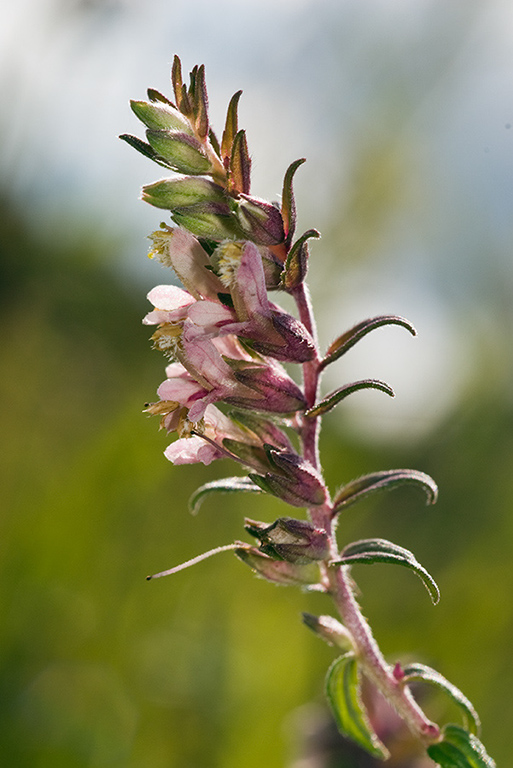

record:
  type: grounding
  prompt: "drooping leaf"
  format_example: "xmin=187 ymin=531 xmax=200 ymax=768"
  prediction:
xmin=325 ymin=653 xmax=389 ymax=760
xmin=188 ymin=476 xmax=262 ymax=515
xmin=333 ymin=469 xmax=438 ymax=513
xmin=305 ymin=379 xmax=394 ymax=418
xmin=320 ymin=315 xmax=417 ymax=370
xmin=331 ymin=538 xmax=440 ymax=604
xmin=281 ymin=158 xmax=306 ymax=246
xmin=221 ymin=89 xmax=243 ymax=161
xmin=403 ymin=663 xmax=480 ymax=735
xmin=282 ymin=229 xmax=320 ymax=290
xmin=427 ymin=724 xmax=496 ymax=768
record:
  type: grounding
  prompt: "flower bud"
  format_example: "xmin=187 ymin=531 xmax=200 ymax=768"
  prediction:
xmin=142 ymin=176 xmax=229 ymax=212
xmin=146 ymin=130 xmax=212 ymax=175
xmin=171 ymin=210 xmax=240 ymax=241
xmin=235 ymin=195 xmax=285 ymax=245
xmin=130 ymin=100 xmax=193 ymax=133
xmin=228 ymin=359 xmax=306 ymax=414
xmin=235 ymin=546 xmax=321 ymax=587
xmin=244 ymin=517 xmax=329 ymax=564
xmin=302 ymin=613 xmax=355 ymax=651
xmin=252 ymin=449 xmax=328 ymax=507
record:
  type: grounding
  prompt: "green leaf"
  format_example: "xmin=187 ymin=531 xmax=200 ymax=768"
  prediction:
xmin=403 ymin=664 xmax=480 ymax=735
xmin=325 ymin=653 xmax=389 ymax=760
xmin=427 ymin=724 xmax=496 ymax=767
xmin=333 ymin=469 xmax=438 ymax=513
xmin=189 ymin=476 xmax=262 ymax=515
xmin=331 ymin=538 xmax=440 ymax=604
xmin=281 ymin=158 xmax=306 ymax=246
xmin=305 ymin=379 xmax=394 ymax=418
xmin=229 ymin=129 xmax=251 ymax=194
xmin=320 ymin=315 xmax=417 ymax=370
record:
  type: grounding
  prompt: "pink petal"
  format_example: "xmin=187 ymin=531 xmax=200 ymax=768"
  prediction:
xmin=147 ymin=284 xmax=195 ymax=311
xmin=166 ymin=228 xmax=225 ymax=300
xmin=236 ymin=242 xmax=270 ymax=317
xmin=164 ymin=436 xmax=223 ymax=465
xmin=157 ymin=377 xmax=206 ymax=405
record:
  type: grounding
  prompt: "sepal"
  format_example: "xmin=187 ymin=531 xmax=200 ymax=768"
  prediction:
xmin=427 ymin=724 xmax=496 ymax=767
xmin=235 ymin=546 xmax=321 ymax=587
xmin=244 ymin=516 xmax=329 ymax=563
xmin=146 ymin=130 xmax=212 ymax=175
xmin=331 ymin=538 xmax=440 ymax=604
xmin=325 ymin=653 xmax=390 ymax=760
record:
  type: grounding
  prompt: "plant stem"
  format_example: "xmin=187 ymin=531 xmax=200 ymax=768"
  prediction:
xmin=293 ymin=281 xmax=440 ymax=746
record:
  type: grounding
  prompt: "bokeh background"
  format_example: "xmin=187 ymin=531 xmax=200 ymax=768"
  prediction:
xmin=2 ymin=0 xmax=513 ymax=765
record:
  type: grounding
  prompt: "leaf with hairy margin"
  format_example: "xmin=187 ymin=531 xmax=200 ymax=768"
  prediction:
xmin=427 ymin=724 xmax=496 ymax=767
xmin=189 ymin=476 xmax=262 ymax=515
xmin=325 ymin=653 xmax=389 ymax=760
xmin=331 ymin=538 xmax=440 ymax=604
xmin=333 ymin=469 xmax=438 ymax=513
xmin=320 ymin=315 xmax=417 ymax=370
xmin=402 ymin=663 xmax=480 ymax=735
xmin=305 ymin=379 xmax=394 ymax=418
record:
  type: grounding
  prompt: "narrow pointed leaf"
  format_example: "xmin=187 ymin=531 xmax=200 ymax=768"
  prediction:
xmin=331 ymin=538 xmax=440 ymax=604
xmin=305 ymin=379 xmax=394 ymax=418
xmin=193 ymin=64 xmax=209 ymax=138
xmin=282 ymin=229 xmax=320 ymax=290
xmin=281 ymin=158 xmax=306 ymax=246
xmin=118 ymin=133 xmax=174 ymax=169
xmin=208 ymin=127 xmax=221 ymax=157
xmin=171 ymin=55 xmax=184 ymax=108
xmin=229 ymin=129 xmax=251 ymax=194
xmin=325 ymin=653 xmax=389 ymax=760
xmin=320 ymin=315 xmax=417 ymax=370
xmin=427 ymin=724 xmax=496 ymax=768
xmin=403 ymin=663 xmax=480 ymax=735
xmin=221 ymin=89 xmax=242 ymax=161
xmin=333 ymin=469 xmax=438 ymax=513
xmin=189 ymin=476 xmax=262 ymax=515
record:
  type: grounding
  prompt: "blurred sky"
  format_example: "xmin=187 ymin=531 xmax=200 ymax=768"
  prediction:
xmin=2 ymin=0 xmax=513 ymax=442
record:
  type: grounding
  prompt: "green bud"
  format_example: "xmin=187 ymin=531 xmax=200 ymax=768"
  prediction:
xmin=244 ymin=517 xmax=329 ymax=564
xmin=146 ymin=130 xmax=212 ymax=175
xmin=130 ymin=100 xmax=193 ymax=133
xmin=302 ymin=613 xmax=355 ymax=651
xmin=142 ymin=176 xmax=229 ymax=211
xmin=172 ymin=210 xmax=240 ymax=241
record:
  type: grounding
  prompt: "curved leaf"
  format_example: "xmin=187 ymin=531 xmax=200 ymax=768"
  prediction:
xmin=118 ymin=133 xmax=173 ymax=169
xmin=333 ymin=469 xmax=438 ymax=513
xmin=403 ymin=663 xmax=480 ymax=735
xmin=305 ymin=379 xmax=394 ymax=419
xmin=331 ymin=538 xmax=440 ymax=604
xmin=188 ymin=476 xmax=262 ymax=515
xmin=427 ymin=724 xmax=496 ymax=768
xmin=320 ymin=315 xmax=417 ymax=370
xmin=325 ymin=653 xmax=389 ymax=760
xmin=221 ymin=89 xmax=243 ymax=161
xmin=281 ymin=158 xmax=306 ymax=246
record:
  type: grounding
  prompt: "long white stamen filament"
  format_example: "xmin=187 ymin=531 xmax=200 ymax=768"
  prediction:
xmin=147 ymin=543 xmax=244 ymax=580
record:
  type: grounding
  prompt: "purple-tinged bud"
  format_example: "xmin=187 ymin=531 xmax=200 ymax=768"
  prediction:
xmin=227 ymin=359 xmax=306 ymax=415
xmin=235 ymin=195 xmax=285 ymax=245
xmin=235 ymin=546 xmax=321 ymax=587
xmin=302 ymin=613 xmax=355 ymax=651
xmin=142 ymin=177 xmax=229 ymax=212
xmin=146 ymin=130 xmax=212 ymax=175
xmin=265 ymin=449 xmax=328 ymax=506
xmin=244 ymin=517 xmax=329 ymax=564
xmin=249 ymin=308 xmax=315 ymax=363
xmin=130 ymin=100 xmax=193 ymax=133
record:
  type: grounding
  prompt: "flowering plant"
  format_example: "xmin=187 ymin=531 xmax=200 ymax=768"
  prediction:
xmin=121 ymin=57 xmax=495 ymax=765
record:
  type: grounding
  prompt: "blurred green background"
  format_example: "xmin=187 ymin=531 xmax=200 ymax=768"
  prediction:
xmin=1 ymin=1 xmax=513 ymax=766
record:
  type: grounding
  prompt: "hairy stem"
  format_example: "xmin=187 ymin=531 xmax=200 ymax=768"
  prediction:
xmin=293 ymin=280 xmax=440 ymax=746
